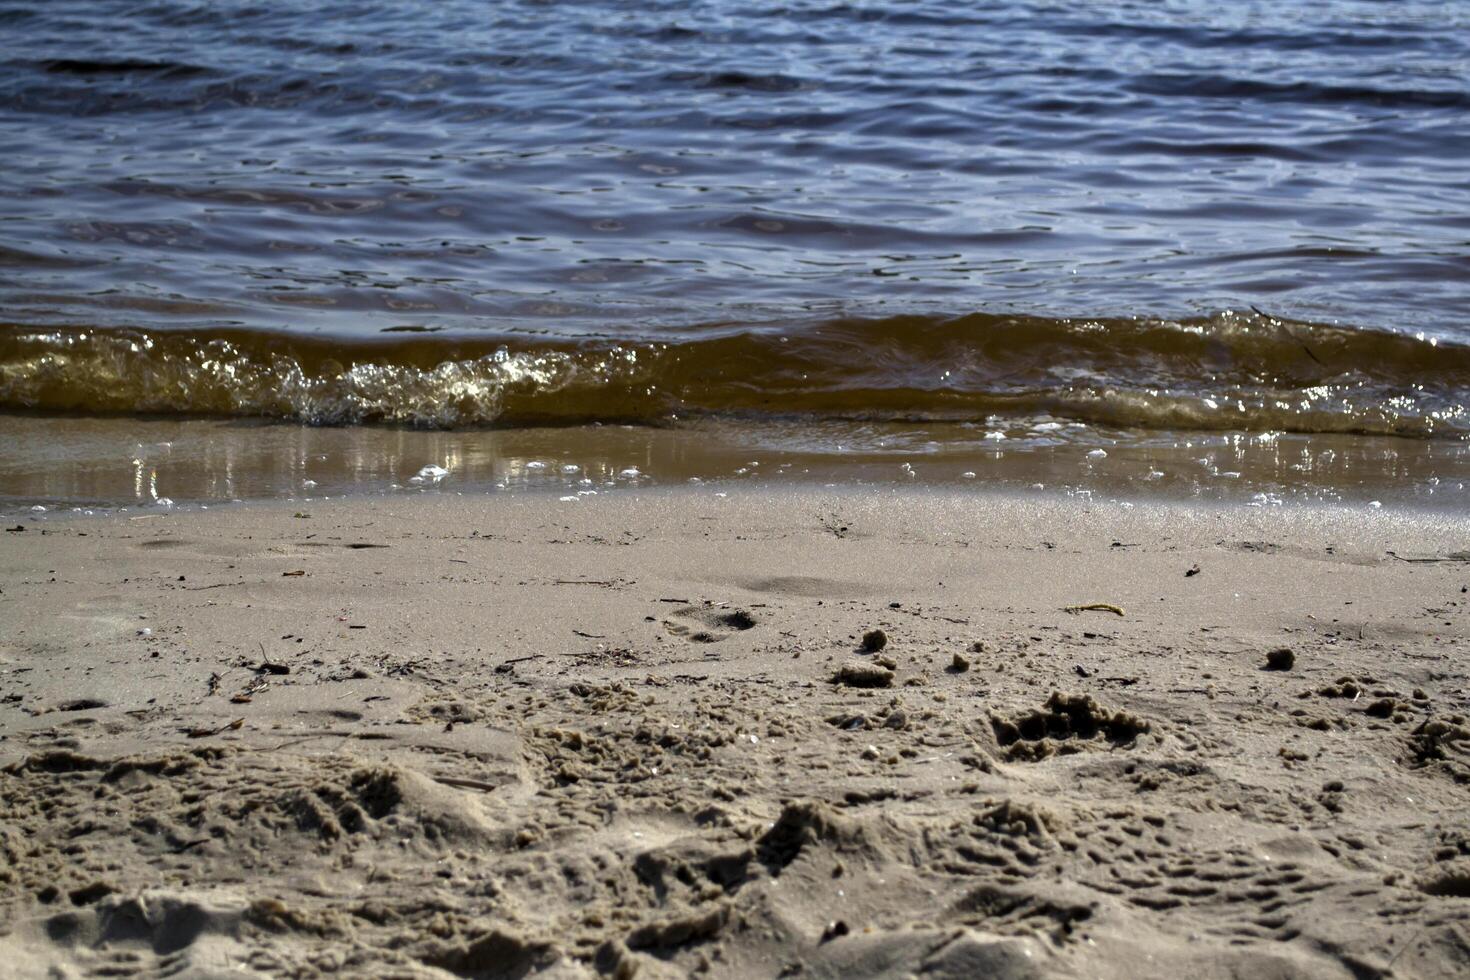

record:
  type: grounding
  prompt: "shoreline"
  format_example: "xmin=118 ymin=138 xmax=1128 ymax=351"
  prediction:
xmin=3 ymin=412 xmax=1467 ymax=517
xmin=2 ymin=488 xmax=1468 ymax=977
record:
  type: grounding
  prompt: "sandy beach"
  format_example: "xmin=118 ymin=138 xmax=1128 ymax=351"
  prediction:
xmin=7 ymin=1 xmax=1470 ymax=977
xmin=1 ymin=488 xmax=1468 ymax=978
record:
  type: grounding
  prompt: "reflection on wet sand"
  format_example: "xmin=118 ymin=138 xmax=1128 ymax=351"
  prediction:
xmin=2 ymin=414 xmax=1464 ymax=515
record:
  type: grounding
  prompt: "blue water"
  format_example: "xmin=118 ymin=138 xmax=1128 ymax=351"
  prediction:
xmin=1 ymin=1 xmax=1468 ymax=439
xmin=3 ymin=0 xmax=1468 ymax=335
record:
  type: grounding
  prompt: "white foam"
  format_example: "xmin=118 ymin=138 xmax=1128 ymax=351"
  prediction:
xmin=409 ymin=464 xmax=449 ymax=486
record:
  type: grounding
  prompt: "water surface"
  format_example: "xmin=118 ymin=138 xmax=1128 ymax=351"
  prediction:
xmin=2 ymin=0 xmax=1468 ymax=501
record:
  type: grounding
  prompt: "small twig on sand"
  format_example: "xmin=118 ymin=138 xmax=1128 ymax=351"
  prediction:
xmin=433 ymin=775 xmax=502 ymax=792
xmin=1387 ymin=928 xmax=1426 ymax=970
xmin=1063 ymin=603 xmax=1125 ymax=616
xmin=267 ymin=731 xmax=360 ymax=750
xmin=1387 ymin=551 xmax=1470 ymax=563
xmin=185 ymin=718 xmax=243 ymax=738
xmin=253 ymin=642 xmax=290 ymax=675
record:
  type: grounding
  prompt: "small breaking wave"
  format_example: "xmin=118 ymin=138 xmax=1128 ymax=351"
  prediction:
xmin=0 ymin=312 xmax=1466 ymax=436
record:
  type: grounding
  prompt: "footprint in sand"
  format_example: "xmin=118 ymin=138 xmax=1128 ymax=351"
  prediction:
xmin=662 ymin=605 xmax=758 ymax=643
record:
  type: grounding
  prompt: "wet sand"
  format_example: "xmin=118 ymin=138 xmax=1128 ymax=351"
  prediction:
xmin=2 ymin=412 xmax=1466 ymax=514
xmin=1 ymin=488 xmax=1468 ymax=978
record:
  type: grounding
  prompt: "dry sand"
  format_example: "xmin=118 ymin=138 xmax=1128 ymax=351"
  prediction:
xmin=1 ymin=488 xmax=1468 ymax=978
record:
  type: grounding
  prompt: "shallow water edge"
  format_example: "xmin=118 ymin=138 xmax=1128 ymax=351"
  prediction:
xmin=3 ymin=413 xmax=1465 ymax=517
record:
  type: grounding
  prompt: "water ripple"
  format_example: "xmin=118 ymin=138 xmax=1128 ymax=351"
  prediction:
xmin=0 ymin=0 xmax=1467 ymax=410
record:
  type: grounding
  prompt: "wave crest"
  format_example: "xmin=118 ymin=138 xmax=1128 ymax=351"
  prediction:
xmin=1 ymin=312 xmax=1466 ymax=436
